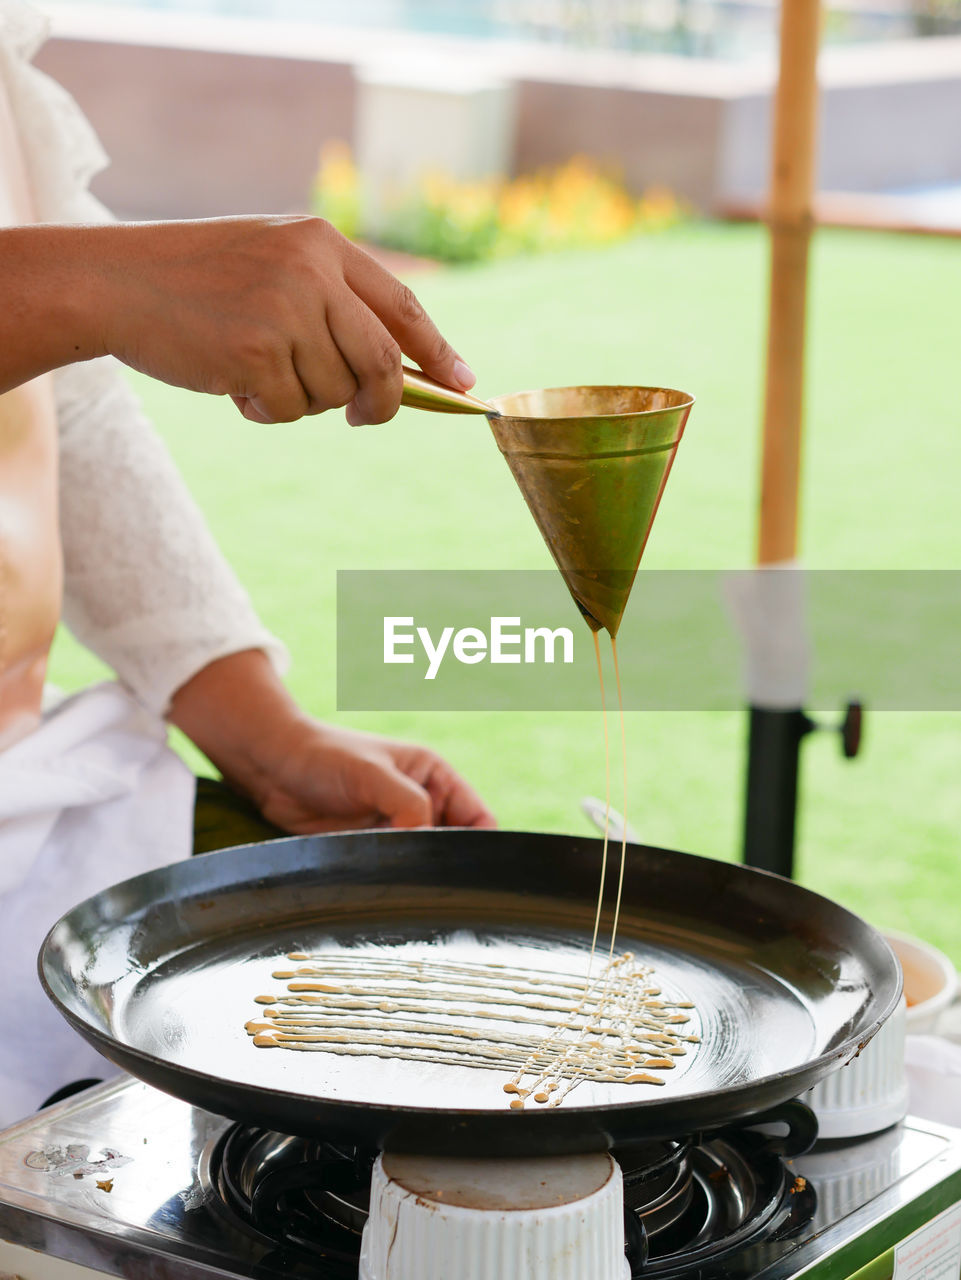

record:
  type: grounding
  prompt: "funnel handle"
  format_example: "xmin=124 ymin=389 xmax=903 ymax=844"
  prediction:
xmin=399 ymin=365 xmax=497 ymax=416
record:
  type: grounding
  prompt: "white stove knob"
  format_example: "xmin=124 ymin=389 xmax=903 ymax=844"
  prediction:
xmin=359 ymin=1150 xmax=630 ymax=1280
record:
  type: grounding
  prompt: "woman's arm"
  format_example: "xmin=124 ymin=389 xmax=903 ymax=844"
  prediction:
xmin=0 ymin=217 xmax=475 ymax=424
xmin=57 ymin=356 xmax=495 ymax=832
xmin=169 ymin=649 xmax=496 ymax=832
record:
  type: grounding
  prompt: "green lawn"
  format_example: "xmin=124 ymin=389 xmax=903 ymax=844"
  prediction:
xmin=48 ymin=221 xmax=961 ymax=963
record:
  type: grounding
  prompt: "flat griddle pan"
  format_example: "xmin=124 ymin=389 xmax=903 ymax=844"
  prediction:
xmin=40 ymin=830 xmax=900 ymax=1155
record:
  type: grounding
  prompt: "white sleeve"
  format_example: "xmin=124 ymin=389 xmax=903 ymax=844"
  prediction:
xmin=56 ymin=357 xmax=289 ymax=716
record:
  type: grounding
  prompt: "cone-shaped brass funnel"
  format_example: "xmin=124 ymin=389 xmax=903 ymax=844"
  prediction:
xmin=487 ymin=385 xmax=694 ymax=636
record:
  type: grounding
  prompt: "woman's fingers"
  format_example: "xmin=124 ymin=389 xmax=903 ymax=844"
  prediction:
xmin=233 ymin=375 xmax=309 ymax=426
xmin=333 ymin=752 xmax=434 ymax=829
xmin=227 ymin=227 xmax=473 ymax=427
xmin=325 ymin=288 xmax=405 ymax=426
xmin=428 ymin=768 xmax=499 ymax=829
xmin=292 ymin=326 xmax=360 ymax=416
xmin=230 ymin=320 xmax=360 ymax=423
xmin=343 ymin=242 xmax=475 ymax=393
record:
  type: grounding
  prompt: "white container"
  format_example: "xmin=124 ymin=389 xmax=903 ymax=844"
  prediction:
xmin=805 ymin=997 xmax=908 ymax=1139
xmin=883 ymin=930 xmax=958 ymax=1035
xmin=805 ymin=929 xmax=959 ymax=1138
xmin=359 ymin=1151 xmax=630 ymax=1280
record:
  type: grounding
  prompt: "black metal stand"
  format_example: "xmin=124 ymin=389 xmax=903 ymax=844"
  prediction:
xmin=742 ymin=708 xmax=812 ymax=878
xmin=742 ymin=701 xmax=862 ymax=879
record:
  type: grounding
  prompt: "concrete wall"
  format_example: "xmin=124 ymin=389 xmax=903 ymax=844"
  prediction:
xmin=514 ymin=81 xmax=725 ymax=209
xmin=718 ymin=42 xmax=961 ymax=200
xmin=35 ymin=38 xmax=355 ymax=218
xmin=31 ymin=9 xmax=961 ymax=220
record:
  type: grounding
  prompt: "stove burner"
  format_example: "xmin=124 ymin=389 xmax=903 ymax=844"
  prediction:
xmin=619 ymin=1119 xmax=818 ymax=1277
xmin=205 ymin=1126 xmax=369 ymax=1278
xmin=200 ymin=1103 xmax=818 ymax=1278
xmin=620 ymin=1137 xmax=697 ymax=1237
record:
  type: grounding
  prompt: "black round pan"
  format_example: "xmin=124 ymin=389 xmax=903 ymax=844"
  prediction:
xmin=39 ymin=830 xmax=900 ymax=1156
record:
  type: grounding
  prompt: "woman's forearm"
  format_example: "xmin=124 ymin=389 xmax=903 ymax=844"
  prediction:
xmin=0 ymin=225 xmax=107 ymax=392
xmin=168 ymin=649 xmax=303 ymax=802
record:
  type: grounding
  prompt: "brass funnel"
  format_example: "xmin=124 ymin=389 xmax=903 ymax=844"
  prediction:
xmin=487 ymin=385 xmax=694 ymax=636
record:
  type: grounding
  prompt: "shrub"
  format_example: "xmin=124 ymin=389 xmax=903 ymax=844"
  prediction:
xmin=313 ymin=144 xmax=687 ymax=263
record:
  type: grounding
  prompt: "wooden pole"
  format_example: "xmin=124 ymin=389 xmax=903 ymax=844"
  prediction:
xmin=743 ymin=0 xmax=823 ymax=876
xmin=757 ymin=0 xmax=822 ymax=565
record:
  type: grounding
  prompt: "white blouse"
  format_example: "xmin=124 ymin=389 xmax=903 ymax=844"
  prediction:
xmin=0 ymin=0 xmax=288 ymax=715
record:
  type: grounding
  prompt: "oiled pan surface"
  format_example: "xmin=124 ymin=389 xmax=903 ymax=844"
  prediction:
xmin=40 ymin=831 xmax=899 ymax=1154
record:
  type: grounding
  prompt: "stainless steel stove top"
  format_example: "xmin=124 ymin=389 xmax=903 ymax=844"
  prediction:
xmin=0 ymin=1078 xmax=959 ymax=1280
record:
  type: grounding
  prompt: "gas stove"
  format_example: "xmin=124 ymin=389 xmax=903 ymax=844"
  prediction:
xmin=0 ymin=1077 xmax=959 ymax=1280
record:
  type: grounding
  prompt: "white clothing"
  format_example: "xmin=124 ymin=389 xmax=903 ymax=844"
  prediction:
xmin=0 ymin=683 xmax=195 ymax=1121
xmin=57 ymin=357 xmax=288 ymax=715
xmin=0 ymin=0 xmax=287 ymax=1122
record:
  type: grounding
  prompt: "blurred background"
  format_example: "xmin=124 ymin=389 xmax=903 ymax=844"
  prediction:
xmin=39 ymin=0 xmax=961 ymax=961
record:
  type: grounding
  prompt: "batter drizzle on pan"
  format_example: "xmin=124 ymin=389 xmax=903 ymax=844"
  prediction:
xmin=247 ymin=952 xmax=698 ymax=1109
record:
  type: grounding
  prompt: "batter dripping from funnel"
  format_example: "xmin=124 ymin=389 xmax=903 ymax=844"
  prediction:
xmin=586 ymin=632 xmax=631 ymax=975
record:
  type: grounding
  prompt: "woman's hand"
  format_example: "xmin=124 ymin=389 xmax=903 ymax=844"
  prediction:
xmin=0 ymin=217 xmax=474 ymax=425
xmin=236 ymin=719 xmax=497 ymax=832
xmin=170 ymin=650 xmax=496 ymax=833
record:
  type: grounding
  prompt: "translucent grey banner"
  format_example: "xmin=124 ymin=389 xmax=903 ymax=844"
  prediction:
xmin=335 ymin=570 xmax=961 ymax=711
